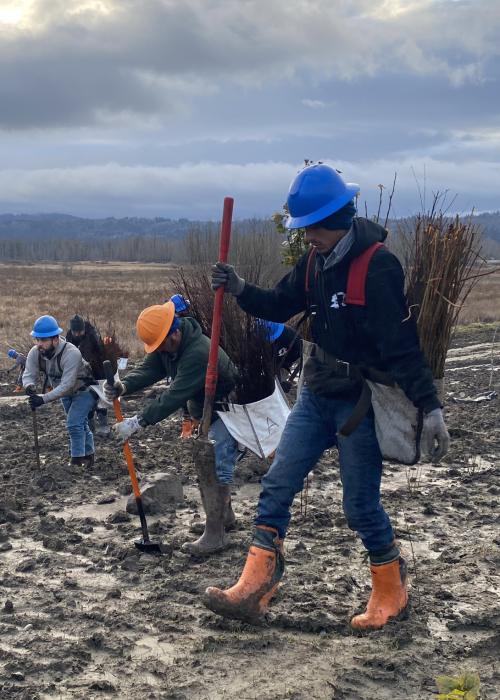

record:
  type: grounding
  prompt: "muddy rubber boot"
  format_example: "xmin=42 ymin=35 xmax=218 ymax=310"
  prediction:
xmin=95 ymin=409 xmax=110 ymax=437
xmin=85 ymin=453 xmax=95 ymax=468
xmin=351 ymin=557 xmax=408 ymax=631
xmin=204 ymin=525 xmax=285 ymax=623
xmin=182 ymin=439 xmax=229 ymax=556
xmin=224 ymin=496 xmax=237 ymax=531
xmin=189 ymin=495 xmax=237 ymax=535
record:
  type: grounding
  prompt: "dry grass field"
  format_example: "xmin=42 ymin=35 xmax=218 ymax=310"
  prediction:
xmin=0 ymin=260 xmax=498 ymax=367
xmin=0 ymin=261 xmax=179 ymax=363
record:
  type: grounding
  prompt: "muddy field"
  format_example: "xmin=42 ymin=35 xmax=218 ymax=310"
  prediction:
xmin=0 ymin=326 xmax=498 ymax=699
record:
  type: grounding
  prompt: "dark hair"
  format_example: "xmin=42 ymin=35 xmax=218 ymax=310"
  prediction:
xmin=70 ymin=314 xmax=85 ymax=332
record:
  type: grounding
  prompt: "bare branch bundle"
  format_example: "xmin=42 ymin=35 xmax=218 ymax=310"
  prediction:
xmin=400 ymin=194 xmax=487 ymax=378
xmin=170 ymin=225 xmax=281 ymax=403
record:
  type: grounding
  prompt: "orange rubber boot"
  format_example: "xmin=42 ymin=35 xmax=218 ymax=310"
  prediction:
xmin=351 ymin=557 xmax=408 ymax=631
xmin=204 ymin=525 xmax=284 ymax=623
xmin=180 ymin=418 xmax=193 ymax=439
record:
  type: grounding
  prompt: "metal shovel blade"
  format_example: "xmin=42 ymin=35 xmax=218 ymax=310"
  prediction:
xmin=134 ymin=539 xmax=164 ymax=554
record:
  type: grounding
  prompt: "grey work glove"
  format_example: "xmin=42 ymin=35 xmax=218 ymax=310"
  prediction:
xmin=211 ymin=262 xmax=245 ymax=296
xmin=104 ymin=379 xmax=125 ymax=402
xmin=112 ymin=415 xmax=143 ymax=442
xmin=422 ymin=408 xmax=450 ymax=463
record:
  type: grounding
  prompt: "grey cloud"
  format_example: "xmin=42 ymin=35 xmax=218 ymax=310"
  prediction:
xmin=1 ymin=0 xmax=499 ymax=129
xmin=0 ymin=157 xmax=498 ymax=219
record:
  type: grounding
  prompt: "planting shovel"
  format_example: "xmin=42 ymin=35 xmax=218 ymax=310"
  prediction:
xmin=183 ymin=196 xmax=234 ymax=555
xmin=103 ymin=360 xmax=163 ymax=554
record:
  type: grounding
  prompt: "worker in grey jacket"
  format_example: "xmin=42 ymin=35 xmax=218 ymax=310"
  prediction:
xmin=23 ymin=315 xmax=97 ymax=467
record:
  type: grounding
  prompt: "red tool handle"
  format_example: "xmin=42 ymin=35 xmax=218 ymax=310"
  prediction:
xmin=200 ymin=196 xmax=233 ymax=436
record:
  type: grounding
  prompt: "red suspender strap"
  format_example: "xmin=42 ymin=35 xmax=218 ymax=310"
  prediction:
xmin=345 ymin=242 xmax=385 ymax=306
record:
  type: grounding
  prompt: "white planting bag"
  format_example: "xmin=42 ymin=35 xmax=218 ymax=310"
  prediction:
xmin=88 ymin=372 xmax=121 ymax=409
xmin=217 ymin=380 xmax=291 ymax=458
xmin=367 ymin=381 xmax=424 ymax=465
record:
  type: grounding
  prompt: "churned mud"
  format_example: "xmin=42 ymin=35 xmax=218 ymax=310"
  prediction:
xmin=0 ymin=327 xmax=498 ymax=699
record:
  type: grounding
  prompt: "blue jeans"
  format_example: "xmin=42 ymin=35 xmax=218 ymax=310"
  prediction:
xmin=255 ymin=386 xmax=394 ymax=554
xmin=209 ymin=418 xmax=239 ymax=484
xmin=61 ymin=390 xmax=97 ymax=457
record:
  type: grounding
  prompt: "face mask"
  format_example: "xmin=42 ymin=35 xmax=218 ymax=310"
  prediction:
xmin=71 ymin=335 xmax=82 ymax=346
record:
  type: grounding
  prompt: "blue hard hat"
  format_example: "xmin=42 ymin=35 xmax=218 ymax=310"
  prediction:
xmin=7 ymin=349 xmax=17 ymax=359
xmin=285 ymin=163 xmax=360 ymax=229
xmin=170 ymin=294 xmax=190 ymax=314
xmin=31 ymin=315 xmax=63 ymax=338
xmin=258 ymin=319 xmax=285 ymax=342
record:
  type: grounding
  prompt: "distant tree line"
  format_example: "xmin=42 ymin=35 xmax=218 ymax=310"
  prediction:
xmin=0 ymin=235 xmax=173 ymax=263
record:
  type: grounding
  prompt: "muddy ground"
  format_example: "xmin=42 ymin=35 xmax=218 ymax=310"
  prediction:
xmin=0 ymin=326 xmax=498 ymax=700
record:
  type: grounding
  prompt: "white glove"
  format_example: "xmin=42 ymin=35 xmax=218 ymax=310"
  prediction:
xmin=104 ymin=379 xmax=125 ymax=402
xmin=112 ymin=415 xmax=143 ymax=442
xmin=422 ymin=408 xmax=450 ymax=463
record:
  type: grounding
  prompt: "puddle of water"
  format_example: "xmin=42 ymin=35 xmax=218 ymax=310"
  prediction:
xmin=130 ymin=634 xmax=177 ymax=665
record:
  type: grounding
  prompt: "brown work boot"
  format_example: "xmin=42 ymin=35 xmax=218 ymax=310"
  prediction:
xmin=350 ymin=557 xmax=408 ymax=631
xmin=180 ymin=418 xmax=194 ymax=439
xmin=204 ymin=525 xmax=285 ymax=623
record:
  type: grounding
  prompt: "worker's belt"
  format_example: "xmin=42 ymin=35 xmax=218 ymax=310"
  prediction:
xmin=311 ymin=344 xmax=394 ymax=437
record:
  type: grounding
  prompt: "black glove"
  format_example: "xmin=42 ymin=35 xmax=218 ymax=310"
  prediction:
xmin=211 ymin=262 xmax=245 ymax=296
xmin=25 ymin=385 xmax=36 ymax=396
xmin=28 ymin=394 xmax=44 ymax=409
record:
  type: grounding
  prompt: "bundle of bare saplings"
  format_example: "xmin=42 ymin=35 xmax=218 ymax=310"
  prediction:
xmin=174 ymin=266 xmax=275 ymax=404
xmin=400 ymin=194 xmax=488 ymax=386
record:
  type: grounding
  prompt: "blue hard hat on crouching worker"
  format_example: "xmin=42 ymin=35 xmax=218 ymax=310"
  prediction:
xmin=170 ymin=294 xmax=190 ymax=314
xmin=285 ymin=163 xmax=360 ymax=230
xmin=30 ymin=315 xmax=63 ymax=338
xmin=257 ymin=319 xmax=285 ymax=342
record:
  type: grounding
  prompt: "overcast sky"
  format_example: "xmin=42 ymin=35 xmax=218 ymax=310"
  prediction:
xmin=1 ymin=0 xmax=499 ymax=219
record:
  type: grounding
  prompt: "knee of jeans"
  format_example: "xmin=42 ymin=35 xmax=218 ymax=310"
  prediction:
xmin=66 ymin=418 xmax=84 ymax=433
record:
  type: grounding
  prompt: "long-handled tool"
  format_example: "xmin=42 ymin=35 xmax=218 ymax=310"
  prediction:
xmin=25 ymin=385 xmax=41 ymax=470
xmin=31 ymin=407 xmax=41 ymax=470
xmin=183 ymin=197 xmax=234 ymax=555
xmin=103 ymin=360 xmax=162 ymax=554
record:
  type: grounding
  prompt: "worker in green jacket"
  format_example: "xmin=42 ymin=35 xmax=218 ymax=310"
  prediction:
xmin=104 ymin=301 xmax=239 ymax=555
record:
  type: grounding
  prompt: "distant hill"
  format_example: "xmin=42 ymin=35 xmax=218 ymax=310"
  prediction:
xmin=0 ymin=213 xmax=199 ymax=240
xmin=0 ymin=210 xmax=499 ymax=243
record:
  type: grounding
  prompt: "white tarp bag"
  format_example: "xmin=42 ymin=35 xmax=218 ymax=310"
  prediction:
xmin=217 ymin=380 xmax=291 ymax=458
xmin=88 ymin=373 xmax=121 ymax=410
xmin=367 ymin=381 xmax=424 ymax=465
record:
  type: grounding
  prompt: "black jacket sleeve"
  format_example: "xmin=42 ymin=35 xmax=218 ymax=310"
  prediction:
xmin=237 ymin=254 xmax=308 ymax=322
xmin=366 ymin=250 xmax=440 ymax=413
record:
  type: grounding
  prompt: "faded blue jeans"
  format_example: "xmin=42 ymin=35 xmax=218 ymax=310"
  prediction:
xmin=61 ymin=390 xmax=97 ymax=457
xmin=255 ymin=386 xmax=395 ymax=554
xmin=209 ymin=418 xmax=239 ymax=484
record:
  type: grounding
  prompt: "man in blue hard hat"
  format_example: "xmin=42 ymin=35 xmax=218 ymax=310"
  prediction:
xmin=22 ymin=315 xmax=97 ymax=467
xmin=205 ymin=163 xmax=450 ymax=630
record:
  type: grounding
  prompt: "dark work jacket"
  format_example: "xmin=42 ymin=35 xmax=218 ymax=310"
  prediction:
xmin=237 ymin=217 xmax=440 ymax=413
xmin=122 ymin=317 xmax=238 ymax=425
xmin=66 ymin=322 xmax=106 ymax=380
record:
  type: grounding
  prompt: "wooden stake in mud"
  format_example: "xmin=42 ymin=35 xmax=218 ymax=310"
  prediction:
xmin=103 ymin=360 xmax=163 ymax=554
